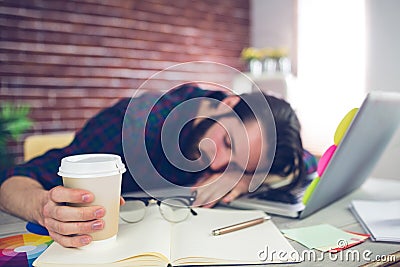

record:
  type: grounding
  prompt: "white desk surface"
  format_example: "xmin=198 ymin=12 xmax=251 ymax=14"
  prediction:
xmin=1 ymin=177 xmax=399 ymax=266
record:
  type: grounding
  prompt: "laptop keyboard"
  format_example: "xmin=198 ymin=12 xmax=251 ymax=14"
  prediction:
xmin=248 ymin=189 xmax=299 ymax=204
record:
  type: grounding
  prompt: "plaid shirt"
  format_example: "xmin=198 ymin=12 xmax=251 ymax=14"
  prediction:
xmin=1 ymin=85 xmax=317 ymax=193
xmin=1 ymin=85 xmax=224 ymax=192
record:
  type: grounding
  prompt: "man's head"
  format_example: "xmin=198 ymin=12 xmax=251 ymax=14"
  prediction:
xmin=183 ymin=91 xmax=305 ymax=189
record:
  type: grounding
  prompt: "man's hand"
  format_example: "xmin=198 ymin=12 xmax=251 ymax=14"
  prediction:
xmin=42 ymin=186 xmax=106 ymax=248
xmin=0 ymin=177 xmax=127 ymax=248
xmin=191 ymin=171 xmax=254 ymax=208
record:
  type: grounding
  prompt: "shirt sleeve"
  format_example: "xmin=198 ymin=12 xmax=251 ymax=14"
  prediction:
xmin=0 ymin=98 xmax=129 ymax=190
xmin=303 ymin=149 xmax=318 ymax=174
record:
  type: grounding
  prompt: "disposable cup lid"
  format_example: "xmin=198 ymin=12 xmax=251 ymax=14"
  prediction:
xmin=58 ymin=154 xmax=126 ymax=178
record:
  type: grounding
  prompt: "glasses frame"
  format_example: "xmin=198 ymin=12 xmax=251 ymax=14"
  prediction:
xmin=121 ymin=190 xmax=198 ymax=223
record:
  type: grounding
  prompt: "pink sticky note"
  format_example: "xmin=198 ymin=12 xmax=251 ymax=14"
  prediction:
xmin=317 ymin=145 xmax=337 ymax=176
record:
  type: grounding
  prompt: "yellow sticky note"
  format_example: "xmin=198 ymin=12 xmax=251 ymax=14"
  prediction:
xmin=302 ymin=177 xmax=320 ymax=205
xmin=334 ymin=108 xmax=359 ymax=145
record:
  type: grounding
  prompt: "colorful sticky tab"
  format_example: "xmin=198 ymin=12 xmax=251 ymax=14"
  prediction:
xmin=304 ymin=107 xmax=358 ymax=204
xmin=302 ymin=177 xmax=320 ymax=205
xmin=334 ymin=108 xmax=359 ymax=145
xmin=317 ymin=145 xmax=337 ymax=177
xmin=26 ymin=222 xmax=49 ymax=236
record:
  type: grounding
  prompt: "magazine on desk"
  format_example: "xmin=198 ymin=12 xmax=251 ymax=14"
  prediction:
xmin=33 ymin=206 xmax=300 ymax=266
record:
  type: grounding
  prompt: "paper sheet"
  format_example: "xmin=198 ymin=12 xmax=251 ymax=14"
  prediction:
xmin=34 ymin=205 xmax=171 ymax=265
xmin=171 ymin=209 xmax=299 ymax=263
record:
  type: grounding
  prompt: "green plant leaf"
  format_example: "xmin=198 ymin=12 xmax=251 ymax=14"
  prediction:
xmin=0 ymin=102 xmax=34 ymax=142
xmin=5 ymin=119 xmax=33 ymax=140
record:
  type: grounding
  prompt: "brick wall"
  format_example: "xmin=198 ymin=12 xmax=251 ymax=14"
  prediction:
xmin=0 ymin=0 xmax=250 ymax=165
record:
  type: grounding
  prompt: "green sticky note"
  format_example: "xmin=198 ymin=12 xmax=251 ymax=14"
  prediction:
xmin=281 ymin=224 xmax=358 ymax=249
xmin=302 ymin=177 xmax=320 ymax=205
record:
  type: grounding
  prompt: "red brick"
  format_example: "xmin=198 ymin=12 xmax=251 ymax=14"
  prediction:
xmin=0 ymin=0 xmax=249 ymax=165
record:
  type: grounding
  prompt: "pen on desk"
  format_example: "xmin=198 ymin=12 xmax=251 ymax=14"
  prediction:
xmin=211 ymin=216 xmax=270 ymax=236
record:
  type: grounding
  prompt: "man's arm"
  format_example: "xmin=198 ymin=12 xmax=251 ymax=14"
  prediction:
xmin=192 ymin=171 xmax=255 ymax=208
xmin=0 ymin=176 xmax=47 ymax=224
xmin=0 ymin=99 xmax=129 ymax=247
xmin=0 ymin=176 xmax=106 ymax=247
xmin=192 ymin=151 xmax=318 ymax=208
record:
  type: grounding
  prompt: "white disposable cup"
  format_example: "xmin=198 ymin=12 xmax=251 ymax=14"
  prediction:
xmin=58 ymin=154 xmax=126 ymax=243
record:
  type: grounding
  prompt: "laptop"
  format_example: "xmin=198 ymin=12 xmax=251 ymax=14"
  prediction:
xmin=224 ymin=91 xmax=400 ymax=219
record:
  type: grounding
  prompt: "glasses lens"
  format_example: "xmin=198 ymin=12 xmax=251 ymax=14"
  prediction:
xmin=120 ymin=200 xmax=146 ymax=223
xmin=159 ymin=198 xmax=190 ymax=223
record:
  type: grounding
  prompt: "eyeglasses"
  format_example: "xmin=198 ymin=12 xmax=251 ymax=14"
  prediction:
xmin=120 ymin=191 xmax=198 ymax=223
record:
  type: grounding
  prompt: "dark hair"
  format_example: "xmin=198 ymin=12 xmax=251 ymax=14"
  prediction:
xmin=232 ymin=92 xmax=306 ymax=189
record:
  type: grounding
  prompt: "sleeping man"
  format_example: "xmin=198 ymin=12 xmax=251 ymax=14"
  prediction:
xmin=0 ymin=83 xmax=315 ymax=247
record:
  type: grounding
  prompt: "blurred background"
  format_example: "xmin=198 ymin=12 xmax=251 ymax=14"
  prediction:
xmin=1 ymin=0 xmax=399 ymax=179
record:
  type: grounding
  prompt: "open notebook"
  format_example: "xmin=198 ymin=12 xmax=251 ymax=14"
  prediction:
xmin=33 ymin=205 xmax=299 ymax=266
